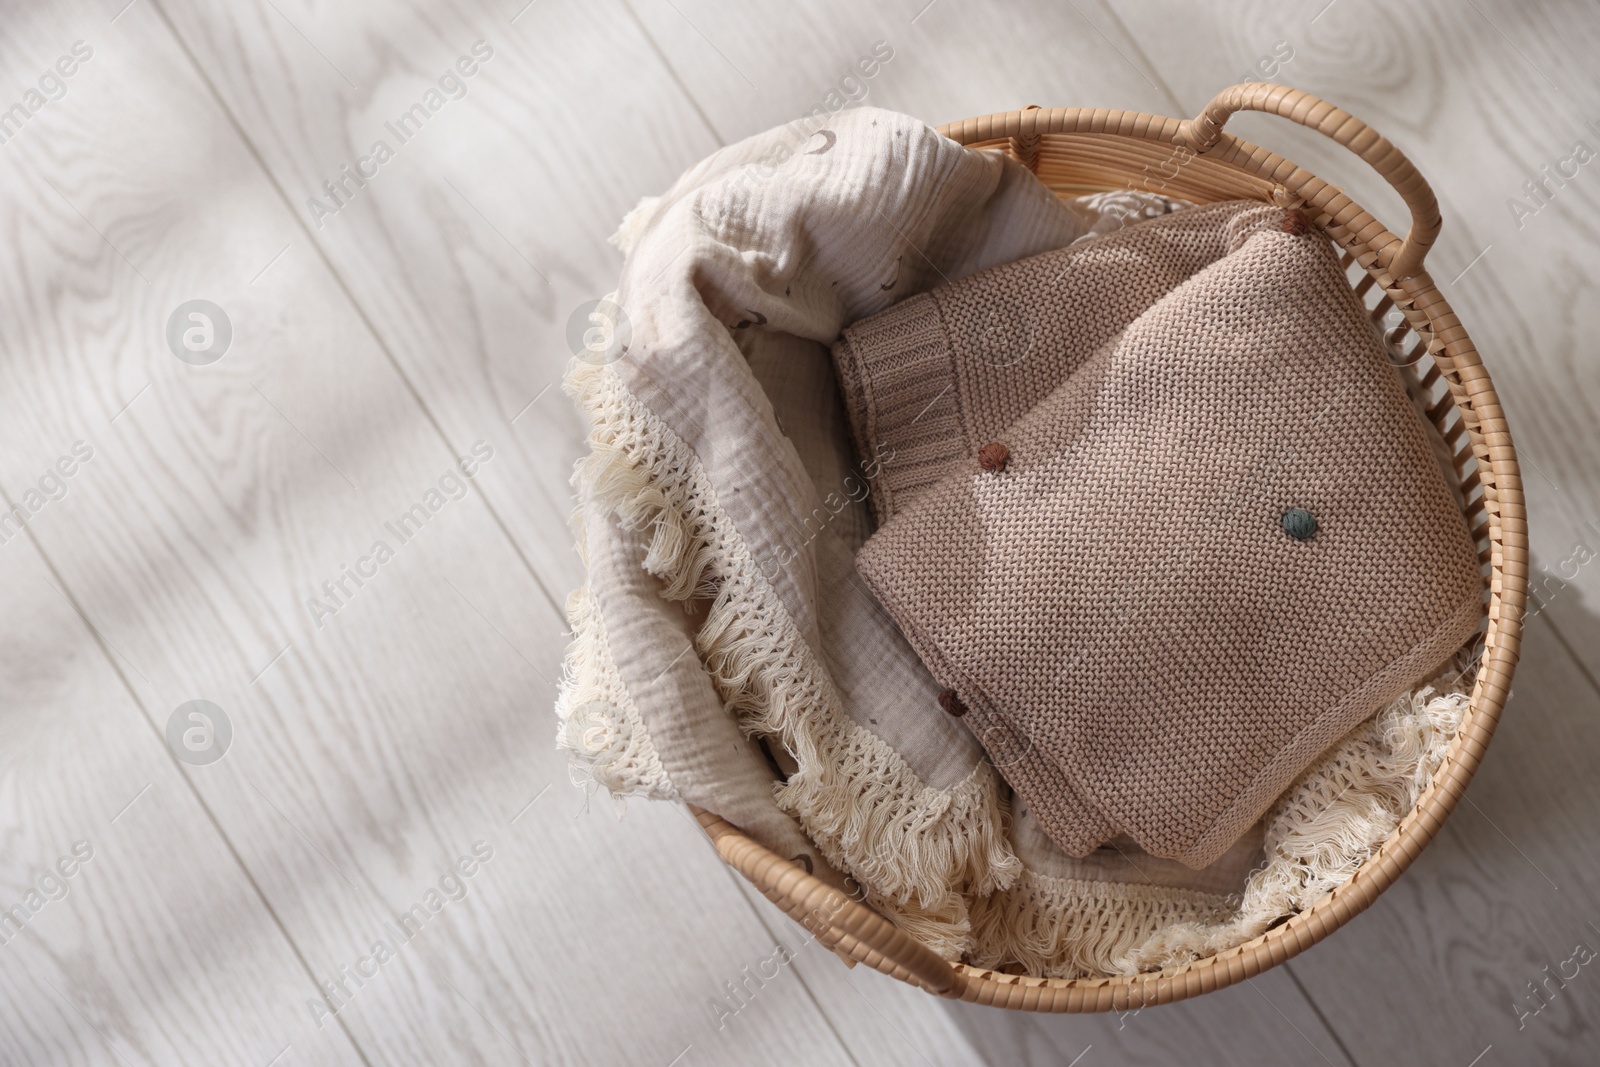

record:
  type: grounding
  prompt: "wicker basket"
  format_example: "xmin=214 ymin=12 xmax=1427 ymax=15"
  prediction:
xmin=692 ymin=83 xmax=1527 ymax=1012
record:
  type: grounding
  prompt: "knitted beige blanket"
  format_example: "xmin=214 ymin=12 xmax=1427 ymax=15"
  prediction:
xmin=846 ymin=203 xmax=1485 ymax=868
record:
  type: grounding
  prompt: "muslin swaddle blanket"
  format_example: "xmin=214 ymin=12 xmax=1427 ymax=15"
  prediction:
xmin=560 ymin=106 xmax=1110 ymax=953
xmin=850 ymin=206 xmax=1484 ymax=868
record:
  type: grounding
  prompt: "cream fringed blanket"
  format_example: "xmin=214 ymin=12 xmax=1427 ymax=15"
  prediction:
xmin=559 ymin=107 xmax=1085 ymax=951
xmin=558 ymin=106 xmax=1479 ymax=974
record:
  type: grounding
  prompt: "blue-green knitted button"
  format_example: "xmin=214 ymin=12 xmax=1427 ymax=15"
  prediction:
xmin=1281 ymin=508 xmax=1318 ymax=541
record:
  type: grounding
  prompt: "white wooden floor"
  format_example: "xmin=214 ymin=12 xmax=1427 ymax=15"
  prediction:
xmin=0 ymin=0 xmax=1596 ymax=1064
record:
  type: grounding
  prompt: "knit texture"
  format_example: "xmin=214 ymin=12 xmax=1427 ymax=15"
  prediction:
xmin=833 ymin=200 xmax=1283 ymax=525
xmin=854 ymin=211 xmax=1485 ymax=868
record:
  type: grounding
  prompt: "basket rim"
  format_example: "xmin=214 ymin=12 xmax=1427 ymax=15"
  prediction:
xmin=698 ymin=90 xmax=1528 ymax=1013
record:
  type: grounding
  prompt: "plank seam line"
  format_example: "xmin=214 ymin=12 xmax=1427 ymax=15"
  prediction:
xmin=146 ymin=0 xmax=566 ymax=624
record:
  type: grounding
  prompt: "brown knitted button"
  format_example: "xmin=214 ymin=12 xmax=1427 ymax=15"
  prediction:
xmin=937 ymin=688 xmax=968 ymax=717
xmin=1281 ymin=209 xmax=1312 ymax=235
xmin=977 ymin=442 xmax=1009 ymax=472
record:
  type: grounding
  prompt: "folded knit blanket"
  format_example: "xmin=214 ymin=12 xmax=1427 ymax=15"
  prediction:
xmin=851 ymin=207 xmax=1484 ymax=868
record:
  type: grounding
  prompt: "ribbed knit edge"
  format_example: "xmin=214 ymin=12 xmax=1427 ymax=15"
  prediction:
xmin=833 ymin=293 xmax=969 ymax=523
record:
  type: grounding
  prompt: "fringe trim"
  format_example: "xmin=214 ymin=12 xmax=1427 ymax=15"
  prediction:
xmin=564 ymin=358 xmax=1020 ymax=955
xmin=967 ymin=872 xmax=1234 ymax=980
xmin=869 ymin=886 xmax=981 ymax=963
xmin=964 ymin=652 xmax=1476 ymax=978
xmin=555 ymin=584 xmax=679 ymax=804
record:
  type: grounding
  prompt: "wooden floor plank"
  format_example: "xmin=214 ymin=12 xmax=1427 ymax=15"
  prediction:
xmin=0 ymin=1 xmax=886 ymax=1063
xmin=728 ymin=875 xmax=988 ymax=1067
xmin=624 ymin=0 xmax=1178 ymax=138
xmin=151 ymin=0 xmax=731 ymax=607
xmin=1272 ymin=623 xmax=1600 ymax=1067
xmin=0 ymin=531 xmax=367 ymax=1065
xmin=943 ymin=966 xmax=1356 ymax=1067
xmin=0 ymin=10 xmax=361 ymax=1066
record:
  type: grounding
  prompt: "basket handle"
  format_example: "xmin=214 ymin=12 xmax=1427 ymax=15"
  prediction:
xmin=1175 ymin=83 xmax=1441 ymax=279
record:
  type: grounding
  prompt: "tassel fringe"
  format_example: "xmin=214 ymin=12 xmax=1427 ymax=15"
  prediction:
xmin=562 ymin=358 xmax=1020 ymax=956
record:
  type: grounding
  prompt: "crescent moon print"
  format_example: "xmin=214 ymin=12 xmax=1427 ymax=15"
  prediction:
xmin=880 ymin=255 xmax=902 ymax=291
xmin=805 ymin=128 xmax=837 ymax=155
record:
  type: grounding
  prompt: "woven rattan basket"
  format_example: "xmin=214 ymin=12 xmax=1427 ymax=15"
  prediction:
xmin=692 ymin=83 xmax=1527 ymax=1012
